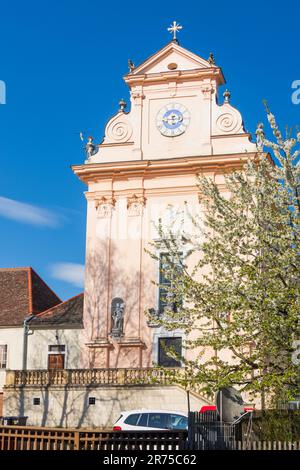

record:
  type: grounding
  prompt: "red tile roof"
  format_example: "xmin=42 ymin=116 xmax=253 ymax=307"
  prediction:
xmin=0 ymin=267 xmax=61 ymax=327
xmin=31 ymin=293 xmax=83 ymax=327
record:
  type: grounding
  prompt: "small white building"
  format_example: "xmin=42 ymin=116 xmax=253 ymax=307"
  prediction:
xmin=0 ymin=267 xmax=83 ymax=415
xmin=27 ymin=293 xmax=84 ymax=370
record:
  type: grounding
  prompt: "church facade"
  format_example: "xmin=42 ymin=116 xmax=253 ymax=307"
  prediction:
xmin=2 ymin=28 xmax=260 ymax=426
xmin=73 ymin=33 xmax=257 ymax=371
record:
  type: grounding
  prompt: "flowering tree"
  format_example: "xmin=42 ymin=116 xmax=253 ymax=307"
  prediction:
xmin=149 ymin=109 xmax=300 ymax=404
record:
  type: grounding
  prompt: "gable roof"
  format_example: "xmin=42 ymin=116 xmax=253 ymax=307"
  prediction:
xmin=30 ymin=293 xmax=84 ymax=327
xmin=0 ymin=267 xmax=61 ymax=327
xmin=130 ymin=41 xmax=213 ymax=75
xmin=124 ymin=41 xmax=225 ymax=86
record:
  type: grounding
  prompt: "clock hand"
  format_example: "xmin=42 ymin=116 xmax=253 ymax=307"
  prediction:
xmin=162 ymin=113 xmax=183 ymax=125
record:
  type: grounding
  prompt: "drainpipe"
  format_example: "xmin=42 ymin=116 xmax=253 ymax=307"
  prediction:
xmin=22 ymin=315 xmax=34 ymax=371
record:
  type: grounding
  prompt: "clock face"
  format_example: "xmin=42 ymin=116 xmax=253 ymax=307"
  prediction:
xmin=156 ymin=103 xmax=190 ymax=137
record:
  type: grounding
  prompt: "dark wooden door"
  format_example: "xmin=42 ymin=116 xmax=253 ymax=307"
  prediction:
xmin=48 ymin=354 xmax=65 ymax=369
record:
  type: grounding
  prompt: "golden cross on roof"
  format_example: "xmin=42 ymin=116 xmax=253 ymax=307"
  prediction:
xmin=167 ymin=21 xmax=183 ymax=41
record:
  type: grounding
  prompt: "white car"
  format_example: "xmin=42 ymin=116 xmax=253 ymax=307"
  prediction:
xmin=113 ymin=409 xmax=188 ymax=431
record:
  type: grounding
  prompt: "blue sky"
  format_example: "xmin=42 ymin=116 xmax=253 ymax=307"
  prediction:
xmin=0 ymin=0 xmax=299 ymax=300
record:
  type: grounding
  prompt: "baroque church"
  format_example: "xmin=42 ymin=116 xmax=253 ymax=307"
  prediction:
xmin=72 ymin=23 xmax=256 ymax=369
xmin=1 ymin=24 xmax=258 ymax=426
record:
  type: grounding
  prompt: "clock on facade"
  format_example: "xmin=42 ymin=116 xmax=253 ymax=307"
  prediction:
xmin=156 ymin=103 xmax=190 ymax=137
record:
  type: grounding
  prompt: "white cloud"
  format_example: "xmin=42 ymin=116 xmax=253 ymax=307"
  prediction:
xmin=0 ymin=196 xmax=60 ymax=227
xmin=50 ymin=263 xmax=85 ymax=288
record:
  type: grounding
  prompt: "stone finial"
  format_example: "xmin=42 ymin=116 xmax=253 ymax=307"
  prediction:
xmin=223 ymin=89 xmax=231 ymax=103
xmin=208 ymin=52 xmax=215 ymax=65
xmin=119 ymin=98 xmax=126 ymax=112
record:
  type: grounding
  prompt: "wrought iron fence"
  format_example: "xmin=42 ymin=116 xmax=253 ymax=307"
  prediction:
xmin=188 ymin=411 xmax=242 ymax=450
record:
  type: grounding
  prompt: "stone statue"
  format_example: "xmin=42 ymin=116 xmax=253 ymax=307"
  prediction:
xmin=256 ymin=123 xmax=265 ymax=152
xmin=208 ymin=52 xmax=215 ymax=65
xmin=85 ymin=136 xmax=96 ymax=160
xmin=80 ymin=132 xmax=97 ymax=161
xmin=110 ymin=298 xmax=125 ymax=338
xmin=128 ymin=59 xmax=135 ymax=72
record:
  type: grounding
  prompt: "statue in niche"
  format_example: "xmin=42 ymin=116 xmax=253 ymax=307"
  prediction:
xmin=110 ymin=297 xmax=125 ymax=338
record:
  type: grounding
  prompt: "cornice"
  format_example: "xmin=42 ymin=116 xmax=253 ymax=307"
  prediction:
xmin=124 ymin=68 xmax=225 ymax=87
xmin=211 ymin=133 xmax=253 ymax=140
xmin=72 ymin=152 xmax=262 ymax=185
xmin=99 ymin=141 xmax=134 ymax=148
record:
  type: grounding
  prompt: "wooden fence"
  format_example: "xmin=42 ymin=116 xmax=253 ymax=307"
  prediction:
xmin=0 ymin=425 xmax=187 ymax=451
xmin=1 ymin=425 xmax=300 ymax=451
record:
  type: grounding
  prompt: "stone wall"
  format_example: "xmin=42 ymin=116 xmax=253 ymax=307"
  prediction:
xmin=3 ymin=385 xmax=209 ymax=428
